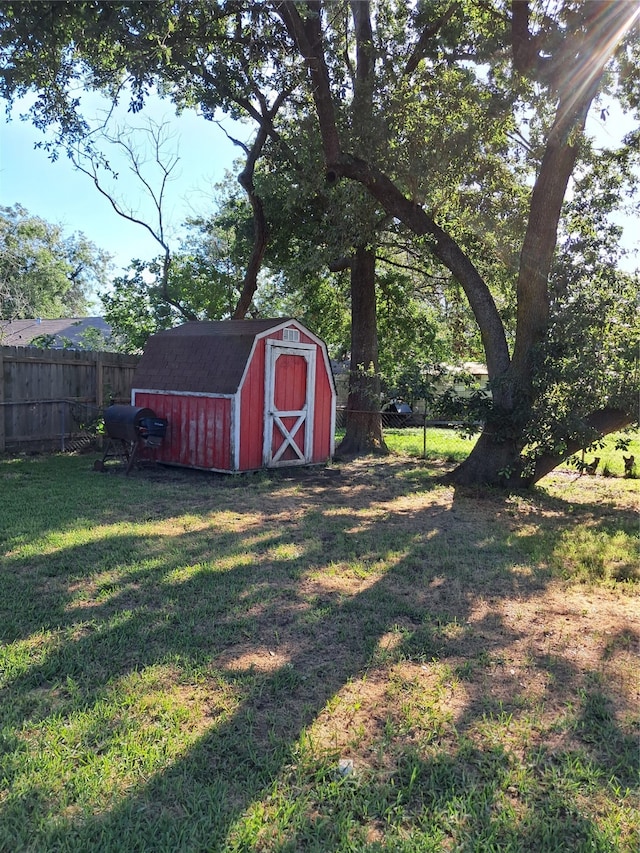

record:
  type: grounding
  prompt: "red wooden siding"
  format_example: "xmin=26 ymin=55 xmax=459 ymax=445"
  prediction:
xmin=238 ymin=337 xmax=266 ymax=471
xmin=133 ymin=391 xmax=233 ymax=471
xmin=312 ymin=352 xmax=334 ymax=462
xmin=274 ymin=354 xmax=307 ymax=410
xmin=297 ymin=329 xmax=314 ymax=346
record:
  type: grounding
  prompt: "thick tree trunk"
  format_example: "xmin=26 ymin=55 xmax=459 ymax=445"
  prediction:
xmin=228 ymin=90 xmax=290 ymax=319
xmin=231 ymin=123 xmax=271 ymax=319
xmin=336 ymin=246 xmax=387 ymax=456
xmin=444 ymin=408 xmax=635 ymax=488
xmin=441 ymin=427 xmax=523 ymax=488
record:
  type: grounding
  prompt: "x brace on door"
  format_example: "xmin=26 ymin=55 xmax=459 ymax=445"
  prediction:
xmin=270 ymin=411 xmax=306 ymax=464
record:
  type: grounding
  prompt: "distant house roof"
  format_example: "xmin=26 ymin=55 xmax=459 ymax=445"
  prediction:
xmin=446 ymin=362 xmax=489 ymax=378
xmin=0 ymin=317 xmax=112 ymax=348
xmin=133 ymin=319 xmax=297 ymax=396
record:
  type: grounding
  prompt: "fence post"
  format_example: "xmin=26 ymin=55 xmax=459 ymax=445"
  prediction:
xmin=0 ymin=349 xmax=4 ymax=454
xmin=95 ymin=351 xmax=105 ymax=449
xmin=95 ymin=351 xmax=104 ymax=409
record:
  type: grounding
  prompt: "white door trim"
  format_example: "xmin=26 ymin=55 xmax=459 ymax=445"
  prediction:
xmin=263 ymin=341 xmax=316 ymax=467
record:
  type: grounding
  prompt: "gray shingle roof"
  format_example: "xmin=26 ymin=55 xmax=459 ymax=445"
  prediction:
xmin=0 ymin=317 xmax=112 ymax=347
xmin=133 ymin=319 xmax=293 ymax=395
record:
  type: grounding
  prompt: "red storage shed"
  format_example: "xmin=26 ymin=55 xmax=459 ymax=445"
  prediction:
xmin=131 ymin=319 xmax=336 ymax=473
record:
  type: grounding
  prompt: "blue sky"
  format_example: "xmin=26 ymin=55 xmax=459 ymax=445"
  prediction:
xmin=0 ymin=92 xmax=244 ymax=279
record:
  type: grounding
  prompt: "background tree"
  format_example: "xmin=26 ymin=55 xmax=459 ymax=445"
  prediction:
xmin=101 ymin=214 xmax=246 ymax=352
xmin=69 ymin=117 xmax=210 ymax=323
xmin=0 ymin=204 xmax=111 ymax=324
xmin=100 ymin=259 xmax=177 ymax=354
xmin=29 ymin=324 xmax=110 ymax=351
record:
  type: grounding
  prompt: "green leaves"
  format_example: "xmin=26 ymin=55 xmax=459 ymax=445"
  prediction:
xmin=100 ymin=210 xmax=250 ymax=353
xmin=0 ymin=204 xmax=112 ymax=321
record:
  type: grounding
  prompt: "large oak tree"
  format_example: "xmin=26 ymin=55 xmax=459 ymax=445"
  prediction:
xmin=274 ymin=0 xmax=639 ymax=485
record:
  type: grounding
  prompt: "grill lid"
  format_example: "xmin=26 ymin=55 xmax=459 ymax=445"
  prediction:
xmin=104 ymin=405 xmax=158 ymax=443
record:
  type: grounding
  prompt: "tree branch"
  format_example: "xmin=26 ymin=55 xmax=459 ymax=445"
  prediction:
xmin=70 ymin=121 xmax=197 ymax=322
xmin=232 ymin=121 xmax=270 ymax=319
xmin=377 ymin=253 xmax=448 ymax=282
xmin=276 ymin=0 xmax=510 ymax=385
xmin=511 ymin=0 xmax=538 ymax=76
xmin=276 ymin=0 xmax=342 ymax=162
xmin=327 ymin=154 xmax=511 ymax=383
xmin=404 ymin=3 xmax=461 ymax=76
xmin=530 ymin=408 xmax=636 ymax=483
xmin=511 ymin=0 xmax=635 ymax=376
xmin=225 ymin=89 xmax=290 ymax=318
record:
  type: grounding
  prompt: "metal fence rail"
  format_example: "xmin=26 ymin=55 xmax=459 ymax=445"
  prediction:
xmin=0 ymin=399 xmax=104 ymax=453
xmin=335 ymin=407 xmax=427 ymax=429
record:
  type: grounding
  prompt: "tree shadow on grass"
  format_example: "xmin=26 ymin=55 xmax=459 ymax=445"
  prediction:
xmin=0 ymin=456 xmax=637 ymax=851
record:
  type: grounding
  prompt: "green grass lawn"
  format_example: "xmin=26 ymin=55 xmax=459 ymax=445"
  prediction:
xmin=383 ymin=426 xmax=477 ymax=462
xmin=0 ymin=444 xmax=637 ymax=852
xmin=383 ymin=426 xmax=640 ymax=478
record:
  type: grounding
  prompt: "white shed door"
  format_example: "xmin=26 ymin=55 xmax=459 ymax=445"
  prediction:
xmin=263 ymin=341 xmax=316 ymax=467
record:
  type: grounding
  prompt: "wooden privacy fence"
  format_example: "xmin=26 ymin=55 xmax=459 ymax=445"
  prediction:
xmin=0 ymin=346 xmax=139 ymax=453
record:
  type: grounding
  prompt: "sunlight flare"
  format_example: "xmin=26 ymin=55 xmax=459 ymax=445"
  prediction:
xmin=558 ymin=1 xmax=640 ymax=130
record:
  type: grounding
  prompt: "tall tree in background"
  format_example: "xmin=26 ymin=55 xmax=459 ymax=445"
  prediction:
xmin=101 ymin=213 xmax=246 ymax=352
xmin=0 ymin=204 xmax=111 ymax=323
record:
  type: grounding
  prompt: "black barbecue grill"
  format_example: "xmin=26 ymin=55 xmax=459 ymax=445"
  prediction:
xmin=96 ymin=405 xmax=168 ymax=474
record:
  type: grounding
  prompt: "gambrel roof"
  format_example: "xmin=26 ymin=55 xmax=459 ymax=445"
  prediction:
xmin=133 ymin=319 xmax=297 ymax=395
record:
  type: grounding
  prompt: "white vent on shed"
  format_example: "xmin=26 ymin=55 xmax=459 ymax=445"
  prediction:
xmin=283 ymin=327 xmax=300 ymax=343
